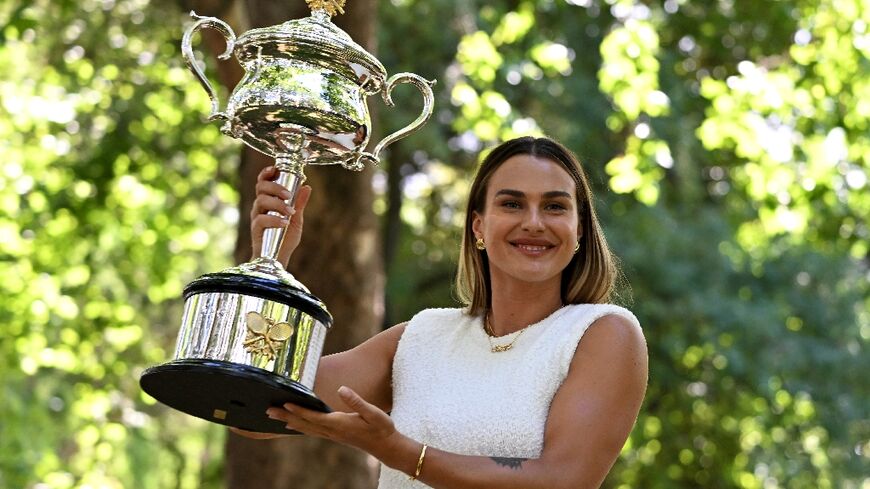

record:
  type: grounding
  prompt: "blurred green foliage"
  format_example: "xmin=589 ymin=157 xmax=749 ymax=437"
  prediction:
xmin=1 ymin=0 xmax=867 ymax=488
xmin=1 ymin=0 xmax=235 ymax=487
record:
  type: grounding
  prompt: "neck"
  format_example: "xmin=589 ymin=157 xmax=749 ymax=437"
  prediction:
xmin=487 ymin=273 xmax=563 ymax=336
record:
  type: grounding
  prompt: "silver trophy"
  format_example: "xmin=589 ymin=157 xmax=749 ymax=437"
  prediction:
xmin=140 ymin=0 xmax=434 ymax=433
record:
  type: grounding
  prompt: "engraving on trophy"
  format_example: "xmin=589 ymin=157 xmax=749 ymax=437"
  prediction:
xmin=244 ymin=311 xmax=295 ymax=362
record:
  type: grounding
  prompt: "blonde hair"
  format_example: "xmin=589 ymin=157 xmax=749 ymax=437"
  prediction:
xmin=455 ymin=136 xmax=620 ymax=316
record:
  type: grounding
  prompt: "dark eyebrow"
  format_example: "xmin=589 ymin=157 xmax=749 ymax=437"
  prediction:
xmin=543 ymin=191 xmax=572 ymax=199
xmin=494 ymin=189 xmax=572 ymax=199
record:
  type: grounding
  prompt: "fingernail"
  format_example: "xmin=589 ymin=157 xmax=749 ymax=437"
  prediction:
xmin=266 ymin=409 xmax=276 ymax=418
xmin=338 ymin=386 xmax=350 ymax=396
xmin=283 ymin=403 xmax=295 ymax=412
xmin=280 ymin=190 xmax=292 ymax=199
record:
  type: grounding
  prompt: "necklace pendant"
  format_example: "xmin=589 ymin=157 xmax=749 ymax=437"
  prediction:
xmin=490 ymin=343 xmax=513 ymax=353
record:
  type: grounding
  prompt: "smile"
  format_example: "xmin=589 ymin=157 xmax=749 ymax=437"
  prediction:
xmin=510 ymin=242 xmax=555 ymax=255
xmin=515 ymin=244 xmax=549 ymax=251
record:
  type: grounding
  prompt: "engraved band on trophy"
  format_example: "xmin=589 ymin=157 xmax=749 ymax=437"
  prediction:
xmin=140 ymin=0 xmax=435 ymax=433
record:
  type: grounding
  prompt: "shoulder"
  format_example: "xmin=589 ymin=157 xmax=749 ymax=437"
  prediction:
xmin=549 ymin=304 xmax=643 ymax=354
xmin=408 ymin=307 xmax=469 ymax=324
xmin=394 ymin=308 xmax=475 ymax=360
xmin=351 ymin=321 xmax=408 ymax=358
xmin=404 ymin=307 xmax=471 ymax=334
xmin=569 ymin=307 xmax=647 ymax=378
xmin=584 ymin=313 xmax=646 ymax=354
xmin=560 ymin=303 xmax=641 ymax=332
xmin=542 ymin=304 xmax=646 ymax=381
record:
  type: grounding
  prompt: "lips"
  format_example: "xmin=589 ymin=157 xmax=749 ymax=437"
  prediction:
xmin=509 ymin=239 xmax=556 ymax=254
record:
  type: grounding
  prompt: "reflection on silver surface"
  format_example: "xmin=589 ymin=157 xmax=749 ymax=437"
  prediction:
xmin=182 ymin=5 xmax=436 ymax=264
xmin=175 ymin=291 xmax=328 ymax=388
xmin=148 ymin=1 xmax=436 ymax=416
xmin=182 ymin=8 xmax=435 ymax=172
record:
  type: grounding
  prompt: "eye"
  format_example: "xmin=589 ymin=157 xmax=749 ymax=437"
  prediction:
xmin=545 ymin=202 xmax=568 ymax=212
xmin=500 ymin=200 xmax=522 ymax=209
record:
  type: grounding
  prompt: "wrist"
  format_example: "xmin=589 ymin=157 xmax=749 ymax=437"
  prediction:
xmin=377 ymin=432 xmax=421 ymax=476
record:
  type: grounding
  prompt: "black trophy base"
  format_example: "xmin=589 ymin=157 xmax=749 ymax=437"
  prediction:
xmin=140 ymin=359 xmax=330 ymax=434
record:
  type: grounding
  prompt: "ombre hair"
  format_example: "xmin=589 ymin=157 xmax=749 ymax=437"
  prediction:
xmin=455 ymin=136 xmax=620 ymax=316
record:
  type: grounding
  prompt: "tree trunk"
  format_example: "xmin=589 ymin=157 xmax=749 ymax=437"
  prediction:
xmin=180 ymin=1 xmax=382 ymax=487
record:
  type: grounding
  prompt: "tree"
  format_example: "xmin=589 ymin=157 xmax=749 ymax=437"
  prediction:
xmin=1 ymin=0 xmax=236 ymax=487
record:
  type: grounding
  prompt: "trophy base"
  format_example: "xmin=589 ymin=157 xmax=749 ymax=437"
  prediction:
xmin=140 ymin=359 xmax=330 ymax=434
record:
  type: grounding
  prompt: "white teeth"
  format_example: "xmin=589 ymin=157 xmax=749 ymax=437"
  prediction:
xmin=516 ymin=244 xmax=547 ymax=251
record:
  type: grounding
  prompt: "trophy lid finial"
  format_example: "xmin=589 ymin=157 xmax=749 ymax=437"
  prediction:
xmin=306 ymin=0 xmax=346 ymax=17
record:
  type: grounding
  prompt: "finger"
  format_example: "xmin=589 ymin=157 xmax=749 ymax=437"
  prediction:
xmin=266 ymin=406 xmax=333 ymax=439
xmin=281 ymin=402 xmax=337 ymax=424
xmin=337 ymin=386 xmax=386 ymax=424
xmin=257 ymin=165 xmax=278 ymax=182
xmin=251 ymin=215 xmax=290 ymax=235
xmin=229 ymin=427 xmax=286 ymax=440
xmin=251 ymin=195 xmax=294 ymax=218
xmin=256 ymin=180 xmax=294 ymax=200
xmin=285 ymin=185 xmax=312 ymax=232
xmin=292 ymin=185 xmax=312 ymax=215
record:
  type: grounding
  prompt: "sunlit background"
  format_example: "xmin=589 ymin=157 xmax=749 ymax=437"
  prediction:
xmin=1 ymin=0 xmax=867 ymax=487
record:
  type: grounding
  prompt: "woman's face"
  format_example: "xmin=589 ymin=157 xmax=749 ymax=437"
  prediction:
xmin=472 ymin=154 xmax=581 ymax=290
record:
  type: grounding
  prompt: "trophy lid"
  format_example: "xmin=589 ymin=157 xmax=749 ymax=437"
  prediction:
xmin=234 ymin=1 xmax=386 ymax=92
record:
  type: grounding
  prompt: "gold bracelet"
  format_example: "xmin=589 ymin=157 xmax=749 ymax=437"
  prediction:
xmin=409 ymin=444 xmax=428 ymax=481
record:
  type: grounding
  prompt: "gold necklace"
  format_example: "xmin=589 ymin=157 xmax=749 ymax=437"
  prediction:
xmin=483 ymin=314 xmax=526 ymax=353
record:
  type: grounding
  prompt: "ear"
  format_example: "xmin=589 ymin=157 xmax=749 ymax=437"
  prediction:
xmin=472 ymin=211 xmax=483 ymax=238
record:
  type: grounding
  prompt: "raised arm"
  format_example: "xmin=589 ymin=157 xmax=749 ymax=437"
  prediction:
xmin=237 ymin=166 xmax=404 ymax=438
xmin=250 ymin=165 xmax=310 ymax=267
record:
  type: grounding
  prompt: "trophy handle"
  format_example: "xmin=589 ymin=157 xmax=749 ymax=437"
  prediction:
xmin=182 ymin=11 xmax=236 ymax=122
xmin=351 ymin=73 xmax=435 ymax=168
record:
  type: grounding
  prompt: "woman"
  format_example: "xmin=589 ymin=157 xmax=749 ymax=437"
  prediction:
xmin=242 ymin=136 xmax=648 ymax=489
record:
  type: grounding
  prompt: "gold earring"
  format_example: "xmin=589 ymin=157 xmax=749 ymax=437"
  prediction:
xmin=574 ymin=241 xmax=580 ymax=253
xmin=475 ymin=237 xmax=486 ymax=250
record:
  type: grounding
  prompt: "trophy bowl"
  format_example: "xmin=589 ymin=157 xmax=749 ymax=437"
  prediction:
xmin=140 ymin=0 xmax=434 ymax=433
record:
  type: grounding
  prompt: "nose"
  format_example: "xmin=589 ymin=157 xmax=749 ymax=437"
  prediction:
xmin=521 ymin=208 xmax=545 ymax=232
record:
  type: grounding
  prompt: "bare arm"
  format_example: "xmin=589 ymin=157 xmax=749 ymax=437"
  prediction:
xmin=239 ymin=167 xmax=405 ymax=436
xmin=232 ymin=323 xmax=404 ymax=439
xmin=275 ymin=313 xmax=647 ymax=488
xmin=402 ymin=314 xmax=649 ymax=489
xmin=312 ymin=322 xmax=406 ymax=413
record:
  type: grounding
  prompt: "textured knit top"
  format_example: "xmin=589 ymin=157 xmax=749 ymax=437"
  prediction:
xmin=376 ymin=303 xmax=641 ymax=489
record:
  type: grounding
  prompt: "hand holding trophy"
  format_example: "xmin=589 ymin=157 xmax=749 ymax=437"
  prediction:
xmin=140 ymin=0 xmax=435 ymax=433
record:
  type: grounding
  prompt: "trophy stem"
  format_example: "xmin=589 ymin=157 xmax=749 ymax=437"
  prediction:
xmin=261 ymin=154 xmax=307 ymax=262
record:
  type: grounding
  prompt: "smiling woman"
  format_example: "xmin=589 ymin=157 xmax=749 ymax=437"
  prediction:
xmin=243 ymin=136 xmax=648 ymax=489
xmin=458 ymin=137 xmax=620 ymax=320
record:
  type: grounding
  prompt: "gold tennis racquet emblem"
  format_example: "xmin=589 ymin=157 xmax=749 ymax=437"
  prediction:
xmin=243 ymin=312 xmax=295 ymax=361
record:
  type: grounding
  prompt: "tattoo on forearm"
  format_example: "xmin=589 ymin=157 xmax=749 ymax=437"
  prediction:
xmin=490 ymin=457 xmax=527 ymax=470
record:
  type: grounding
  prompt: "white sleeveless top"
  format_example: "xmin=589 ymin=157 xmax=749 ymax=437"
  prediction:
xmin=377 ymin=304 xmax=641 ymax=488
